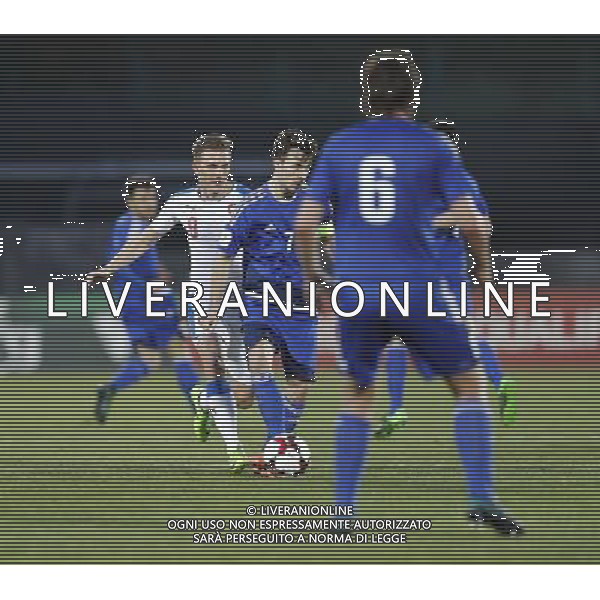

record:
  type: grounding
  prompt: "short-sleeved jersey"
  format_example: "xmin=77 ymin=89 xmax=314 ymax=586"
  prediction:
xmin=220 ymin=186 xmax=308 ymax=306
xmin=146 ymin=182 xmax=249 ymax=309
xmin=109 ymin=212 xmax=165 ymax=316
xmin=306 ymin=116 xmax=482 ymax=286
xmin=110 ymin=212 xmax=162 ymax=282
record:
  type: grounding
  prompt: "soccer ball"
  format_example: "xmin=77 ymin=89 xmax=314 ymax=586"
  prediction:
xmin=263 ymin=435 xmax=311 ymax=477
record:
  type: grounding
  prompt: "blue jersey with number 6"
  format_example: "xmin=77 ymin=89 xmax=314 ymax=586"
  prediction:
xmin=306 ymin=116 xmax=479 ymax=287
xmin=304 ymin=116 xmax=480 ymax=385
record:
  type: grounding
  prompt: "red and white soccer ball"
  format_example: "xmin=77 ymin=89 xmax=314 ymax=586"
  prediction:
xmin=263 ymin=435 xmax=311 ymax=477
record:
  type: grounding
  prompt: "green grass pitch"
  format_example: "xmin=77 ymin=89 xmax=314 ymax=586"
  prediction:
xmin=0 ymin=369 xmax=598 ymax=563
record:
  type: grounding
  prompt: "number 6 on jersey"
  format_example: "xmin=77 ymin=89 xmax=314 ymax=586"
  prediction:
xmin=358 ymin=155 xmax=396 ymax=225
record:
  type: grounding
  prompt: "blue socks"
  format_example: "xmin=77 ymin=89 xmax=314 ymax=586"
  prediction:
xmin=335 ymin=414 xmax=371 ymax=511
xmin=478 ymin=339 xmax=503 ymax=390
xmin=110 ymin=356 xmax=149 ymax=390
xmin=331 ymin=405 xmax=495 ymax=513
xmin=173 ymin=359 xmax=199 ymax=412
xmin=173 ymin=359 xmax=199 ymax=397
xmin=253 ymin=373 xmax=285 ymax=441
xmin=254 ymin=373 xmax=306 ymax=441
xmin=386 ymin=345 xmax=408 ymax=414
xmin=454 ymin=402 xmax=495 ymax=507
xmin=283 ymin=398 xmax=305 ymax=435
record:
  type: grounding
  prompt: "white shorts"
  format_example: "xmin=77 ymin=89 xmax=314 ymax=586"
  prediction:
xmin=188 ymin=313 xmax=252 ymax=385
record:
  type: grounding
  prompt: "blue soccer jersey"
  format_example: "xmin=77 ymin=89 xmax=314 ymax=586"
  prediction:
xmin=305 ymin=116 xmax=480 ymax=385
xmin=221 ymin=185 xmax=309 ymax=306
xmin=109 ymin=212 xmax=163 ymax=298
xmin=307 ymin=116 xmax=480 ymax=286
xmin=108 ymin=212 xmax=179 ymax=348
xmin=220 ymin=185 xmax=317 ymax=380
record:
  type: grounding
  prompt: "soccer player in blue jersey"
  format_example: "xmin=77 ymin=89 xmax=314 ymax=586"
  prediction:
xmin=375 ymin=118 xmax=517 ymax=438
xmin=88 ymin=135 xmax=253 ymax=474
xmin=219 ymin=130 xmax=319 ymax=474
xmin=296 ymin=50 xmax=524 ymax=535
xmin=95 ymin=176 xmax=199 ymax=423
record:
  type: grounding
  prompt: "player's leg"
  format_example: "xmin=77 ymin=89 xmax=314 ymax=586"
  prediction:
xmin=281 ymin=378 xmax=311 ymax=436
xmin=446 ymin=367 xmax=495 ymax=504
xmin=335 ymin=383 xmax=377 ymax=512
xmin=248 ymin=338 xmax=285 ymax=442
xmin=477 ymin=338 xmax=517 ymax=424
xmin=375 ymin=341 xmax=409 ymax=438
xmin=244 ymin=298 xmax=295 ymax=443
xmin=190 ymin=327 xmax=239 ymax=450
xmin=270 ymin=311 xmax=316 ymax=438
xmin=95 ymin=322 xmax=160 ymax=424
xmin=185 ymin=325 xmax=222 ymax=434
xmin=211 ymin=317 xmax=254 ymax=473
xmin=142 ymin=313 xmax=200 ymax=413
xmin=247 ymin=337 xmax=290 ymax=476
xmin=446 ymin=367 xmax=522 ymax=534
xmin=334 ymin=315 xmax=391 ymax=512
xmin=165 ymin=335 xmax=200 ymax=413
xmin=477 ymin=338 xmax=503 ymax=391
xmin=216 ymin=315 xmax=254 ymax=410
xmin=279 ymin=354 xmax=313 ymax=437
xmin=185 ymin=308 xmax=236 ymax=445
xmin=248 ymin=310 xmax=317 ymax=477
xmin=402 ymin=299 xmax=524 ymax=536
xmin=446 ymin=279 xmax=516 ymax=425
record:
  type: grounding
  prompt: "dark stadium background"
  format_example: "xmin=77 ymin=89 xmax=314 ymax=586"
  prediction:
xmin=0 ymin=36 xmax=599 ymax=563
xmin=1 ymin=35 xmax=599 ymax=293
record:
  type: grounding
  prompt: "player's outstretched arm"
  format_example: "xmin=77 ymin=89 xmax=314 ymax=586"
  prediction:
xmin=433 ymin=196 xmax=493 ymax=282
xmin=86 ymin=227 xmax=164 ymax=284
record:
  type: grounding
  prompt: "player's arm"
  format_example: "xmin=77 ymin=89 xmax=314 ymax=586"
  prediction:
xmin=433 ymin=139 xmax=494 ymax=283
xmin=87 ymin=226 xmax=165 ymax=283
xmin=154 ymin=258 xmax=174 ymax=286
xmin=296 ymin=150 xmax=335 ymax=285
xmin=433 ymin=196 xmax=493 ymax=282
xmin=296 ymin=200 xmax=331 ymax=284
xmin=87 ymin=203 xmax=177 ymax=284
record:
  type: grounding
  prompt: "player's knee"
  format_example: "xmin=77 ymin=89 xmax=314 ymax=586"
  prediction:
xmin=340 ymin=378 xmax=376 ymax=418
xmin=232 ymin=382 xmax=253 ymax=410
xmin=448 ymin=367 xmax=489 ymax=401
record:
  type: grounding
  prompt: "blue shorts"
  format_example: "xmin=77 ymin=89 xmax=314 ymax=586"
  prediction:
xmin=122 ymin=295 xmax=181 ymax=350
xmin=338 ymin=282 xmax=476 ymax=388
xmin=409 ymin=277 xmax=476 ymax=379
xmin=244 ymin=296 xmax=317 ymax=382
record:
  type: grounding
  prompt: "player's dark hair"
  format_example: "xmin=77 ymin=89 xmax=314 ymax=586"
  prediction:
xmin=122 ymin=176 xmax=160 ymax=203
xmin=272 ymin=129 xmax=318 ymax=162
xmin=361 ymin=50 xmax=421 ymax=116
xmin=430 ymin=118 xmax=460 ymax=146
xmin=192 ymin=133 xmax=233 ymax=158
